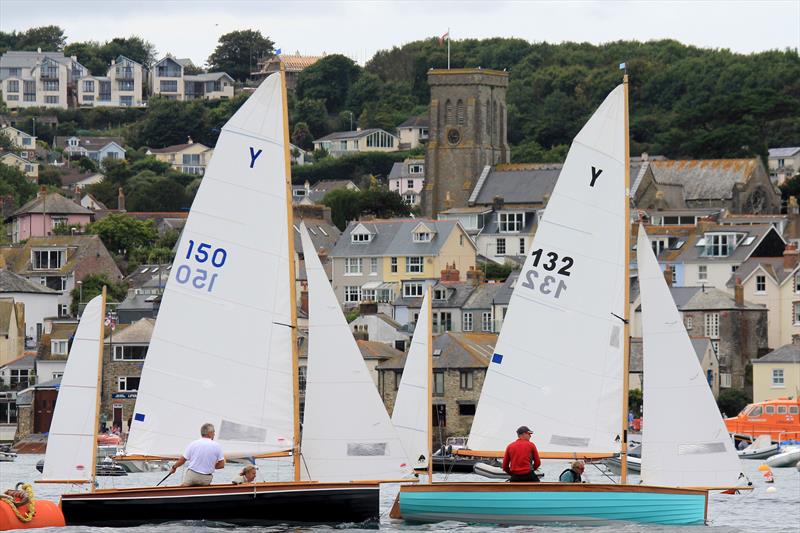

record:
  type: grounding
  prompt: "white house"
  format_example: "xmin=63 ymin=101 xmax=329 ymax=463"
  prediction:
xmin=0 ymin=269 xmax=60 ymax=347
xmin=77 ymin=55 xmax=145 ymax=107
xmin=313 ymin=128 xmax=398 ymax=158
xmin=0 ymin=50 xmax=87 ymax=109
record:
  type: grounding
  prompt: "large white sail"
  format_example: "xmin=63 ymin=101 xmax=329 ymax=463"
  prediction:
xmin=636 ymin=225 xmax=742 ymax=487
xmin=391 ymin=290 xmax=430 ymax=470
xmin=127 ymin=72 xmax=295 ymax=458
xmin=468 ymin=85 xmax=626 ymax=455
xmin=41 ymin=294 xmax=103 ymax=482
xmin=299 ymin=224 xmax=413 ymax=481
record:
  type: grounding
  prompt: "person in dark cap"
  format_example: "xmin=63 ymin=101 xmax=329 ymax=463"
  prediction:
xmin=502 ymin=425 xmax=541 ymax=482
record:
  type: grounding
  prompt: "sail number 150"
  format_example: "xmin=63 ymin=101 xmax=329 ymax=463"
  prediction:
xmin=520 ymin=249 xmax=573 ymax=299
xmin=175 ymin=240 xmax=228 ymax=293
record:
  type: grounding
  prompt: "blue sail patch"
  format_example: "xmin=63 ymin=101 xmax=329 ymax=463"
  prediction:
xmin=491 ymin=353 xmax=503 ymax=364
xmin=134 ymin=413 xmax=146 ymax=422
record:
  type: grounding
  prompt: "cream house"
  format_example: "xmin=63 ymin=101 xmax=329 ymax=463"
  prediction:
xmin=0 ymin=50 xmax=86 ymax=109
xmin=0 ymin=125 xmax=36 ymax=154
xmin=146 ymin=140 xmax=213 ymax=175
xmin=767 ymin=147 xmax=800 ymax=186
xmin=752 ymin=338 xmax=800 ymax=402
xmin=0 ymin=152 xmax=38 ymax=179
xmin=150 ymin=56 xmax=234 ymax=101
xmin=78 ymin=55 xmax=144 ymax=107
xmin=313 ymin=128 xmax=398 ymax=158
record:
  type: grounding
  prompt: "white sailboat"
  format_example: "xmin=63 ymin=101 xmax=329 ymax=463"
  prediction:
xmin=299 ymin=222 xmax=413 ymax=482
xmin=636 ymin=224 xmax=744 ymax=487
xmin=57 ymin=70 xmax=383 ymax=528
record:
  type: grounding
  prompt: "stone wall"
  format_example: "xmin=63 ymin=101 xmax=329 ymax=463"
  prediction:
xmin=100 ymin=345 xmax=143 ymax=432
xmin=15 ymin=405 xmax=32 ymax=442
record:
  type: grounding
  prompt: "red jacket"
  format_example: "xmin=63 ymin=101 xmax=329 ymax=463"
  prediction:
xmin=502 ymin=438 xmax=541 ymax=475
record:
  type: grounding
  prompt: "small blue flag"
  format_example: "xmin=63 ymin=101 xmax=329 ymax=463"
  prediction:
xmin=619 ymin=62 xmax=626 ymax=70
xmin=134 ymin=413 xmax=145 ymax=422
xmin=492 ymin=353 xmax=503 ymax=364
xmin=275 ymin=48 xmax=282 ymax=55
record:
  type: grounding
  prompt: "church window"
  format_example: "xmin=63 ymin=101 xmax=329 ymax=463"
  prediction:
xmin=493 ymin=100 xmax=498 ymax=142
xmin=456 ymin=99 xmax=465 ymax=126
xmin=445 ymin=99 xmax=453 ymax=124
xmin=486 ymin=99 xmax=491 ymax=135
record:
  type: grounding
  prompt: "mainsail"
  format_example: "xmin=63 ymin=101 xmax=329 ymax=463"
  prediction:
xmin=299 ymin=223 xmax=412 ymax=481
xmin=636 ymin=225 xmax=743 ymax=486
xmin=391 ymin=290 xmax=431 ymax=470
xmin=41 ymin=294 xmax=103 ymax=483
xmin=126 ymin=72 xmax=295 ymax=458
xmin=468 ymin=85 xmax=626 ymax=455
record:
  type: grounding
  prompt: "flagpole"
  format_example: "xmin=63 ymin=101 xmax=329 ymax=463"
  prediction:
xmin=447 ymin=28 xmax=450 ymax=70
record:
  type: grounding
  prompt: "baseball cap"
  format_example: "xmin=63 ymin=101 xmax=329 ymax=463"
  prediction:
xmin=516 ymin=425 xmax=532 ymax=435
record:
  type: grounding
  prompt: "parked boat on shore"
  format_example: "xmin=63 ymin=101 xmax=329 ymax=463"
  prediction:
xmin=766 ymin=443 xmax=800 ymax=468
xmin=737 ymin=435 xmax=779 ymax=460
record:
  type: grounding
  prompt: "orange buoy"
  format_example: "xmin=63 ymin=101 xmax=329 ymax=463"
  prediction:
xmin=0 ymin=484 xmax=65 ymax=530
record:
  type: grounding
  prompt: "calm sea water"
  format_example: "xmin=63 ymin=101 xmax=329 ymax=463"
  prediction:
xmin=0 ymin=454 xmax=797 ymax=532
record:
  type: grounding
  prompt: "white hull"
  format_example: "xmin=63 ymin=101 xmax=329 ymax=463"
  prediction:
xmin=766 ymin=446 xmax=800 ymax=468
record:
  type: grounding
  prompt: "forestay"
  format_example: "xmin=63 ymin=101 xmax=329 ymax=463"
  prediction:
xmin=391 ymin=290 xmax=430 ymax=470
xmin=468 ymin=85 xmax=626 ymax=455
xmin=636 ymin=225 xmax=743 ymax=487
xmin=299 ymin=224 xmax=413 ymax=481
xmin=41 ymin=294 xmax=103 ymax=483
xmin=126 ymin=72 xmax=295 ymax=458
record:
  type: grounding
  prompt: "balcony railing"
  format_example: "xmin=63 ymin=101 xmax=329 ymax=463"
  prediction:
xmin=40 ymin=68 xmax=59 ymax=80
xmin=116 ymin=67 xmax=134 ymax=79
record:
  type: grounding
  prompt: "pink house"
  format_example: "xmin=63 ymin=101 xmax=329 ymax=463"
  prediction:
xmin=388 ymin=158 xmax=425 ymax=206
xmin=7 ymin=191 xmax=93 ymax=243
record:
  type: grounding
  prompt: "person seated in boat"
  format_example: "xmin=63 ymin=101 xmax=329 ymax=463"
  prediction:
xmin=169 ymin=422 xmax=226 ymax=486
xmin=558 ymin=461 xmax=585 ymax=483
xmin=232 ymin=464 xmax=257 ymax=484
xmin=502 ymin=425 xmax=541 ymax=482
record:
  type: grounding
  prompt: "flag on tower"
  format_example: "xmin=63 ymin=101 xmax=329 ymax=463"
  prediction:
xmin=439 ymin=31 xmax=449 ymax=45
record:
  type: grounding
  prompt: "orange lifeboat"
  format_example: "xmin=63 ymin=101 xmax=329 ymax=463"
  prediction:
xmin=0 ymin=484 xmax=65 ymax=530
xmin=724 ymin=397 xmax=800 ymax=443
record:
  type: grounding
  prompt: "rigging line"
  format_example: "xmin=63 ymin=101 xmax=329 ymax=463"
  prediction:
xmin=589 ymin=460 xmax=618 ymax=484
xmin=611 ymin=312 xmax=629 ymax=324
xmin=272 ymin=321 xmax=296 ymax=329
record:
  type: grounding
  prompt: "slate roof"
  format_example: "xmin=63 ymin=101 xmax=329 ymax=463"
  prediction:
xmin=629 ymin=336 xmax=712 ymax=373
xmin=293 ymin=218 xmax=340 ymax=258
xmin=388 ymin=159 xmax=425 ymax=180
xmin=147 ymin=142 xmax=211 ymax=154
xmin=0 ymin=235 xmax=122 ymax=280
xmin=472 ymin=164 xmax=561 ymax=206
xmin=9 ymin=192 xmax=92 ymax=218
xmin=331 ymin=219 xmax=464 ymax=258
xmin=725 ymin=257 xmax=796 ymax=288
xmin=768 ymin=147 xmax=800 ymax=158
xmin=124 ymin=263 xmax=171 ymax=291
xmin=481 ymin=209 xmax=537 ymax=235
xmin=184 ymin=72 xmax=233 ymax=82
xmin=649 ymin=159 xmax=761 ymax=201
xmin=0 ymin=51 xmax=72 ymax=68
xmin=676 ymin=286 xmax=764 ymax=311
xmin=306 ymin=180 xmax=358 ymax=204
xmin=397 ymin=115 xmax=429 ymax=129
xmin=377 ymin=332 xmax=497 ymax=370
xmin=394 ymin=281 xmax=475 ymax=309
xmin=58 ymin=168 xmax=105 ymax=188
xmin=54 ymin=136 xmax=125 ymax=151
xmin=37 ymin=322 xmax=78 ymax=361
xmin=656 ymin=224 xmax=784 ymax=265
xmin=463 ymin=282 xmax=502 ymax=310
xmin=492 ymin=271 xmax=519 ymax=306
xmin=357 ymin=339 xmax=403 ymax=360
xmin=104 ymin=317 xmax=153 ymax=343
xmin=0 ymin=269 xmax=58 ymax=294
xmin=0 ymin=353 xmax=34 ymax=370
xmin=753 ymin=343 xmax=800 ymax=364
xmin=316 ymin=128 xmax=395 ymax=142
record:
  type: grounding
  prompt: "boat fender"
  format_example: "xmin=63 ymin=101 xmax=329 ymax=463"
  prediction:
xmin=766 ymin=486 xmax=777 ymax=494
xmin=0 ymin=483 xmax=65 ymax=530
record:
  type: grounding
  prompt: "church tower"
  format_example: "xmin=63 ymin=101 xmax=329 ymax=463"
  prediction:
xmin=422 ymin=69 xmax=510 ymax=217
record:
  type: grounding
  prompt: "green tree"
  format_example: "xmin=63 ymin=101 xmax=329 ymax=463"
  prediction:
xmin=84 ymin=180 xmax=119 ymax=207
xmin=291 ymin=122 xmax=314 ymax=150
xmin=358 ymin=189 xmax=410 ymax=219
xmin=124 ymin=171 xmax=187 ymax=212
xmin=37 ymin=166 xmax=63 ymax=187
xmin=0 ymin=25 xmax=66 ymax=54
xmin=292 ymin=98 xmax=329 ymax=138
xmin=716 ymin=389 xmax=751 ymax=418
xmin=296 ymin=54 xmax=361 ymax=113
xmin=0 ymin=162 xmax=38 ymax=206
xmin=207 ymin=29 xmax=274 ymax=81
xmin=127 ymin=98 xmax=209 ymax=148
xmin=69 ymin=273 xmax=128 ymax=315
xmin=628 ymin=389 xmax=643 ymax=416
xmin=87 ymin=213 xmax=158 ymax=256
xmin=479 ymin=260 xmax=518 ymax=281
xmin=77 ymin=157 xmax=98 ymax=173
xmin=0 ymin=131 xmax=13 ymax=151
xmin=322 ymin=188 xmax=362 ymax=230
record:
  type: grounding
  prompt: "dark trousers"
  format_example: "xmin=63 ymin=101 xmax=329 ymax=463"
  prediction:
xmin=509 ymin=472 xmax=539 ymax=482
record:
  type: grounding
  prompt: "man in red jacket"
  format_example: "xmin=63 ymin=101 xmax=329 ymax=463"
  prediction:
xmin=502 ymin=425 xmax=541 ymax=482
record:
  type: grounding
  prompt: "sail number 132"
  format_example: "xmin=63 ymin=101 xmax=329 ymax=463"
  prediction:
xmin=175 ymin=240 xmax=228 ymax=293
xmin=521 ymin=249 xmax=573 ymax=299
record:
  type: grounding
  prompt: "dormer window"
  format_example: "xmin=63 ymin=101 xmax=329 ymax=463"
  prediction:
xmin=414 ymin=232 xmax=432 ymax=242
xmin=351 ymin=233 xmax=372 ymax=243
xmin=499 ymin=212 xmax=525 ymax=233
xmin=703 ymin=233 xmax=735 ymax=257
xmin=409 ymin=164 xmax=424 ymax=174
xmin=68 ymin=138 xmax=79 ymax=147
xmin=32 ymin=249 xmax=65 ymax=270
xmin=434 ymin=288 xmax=447 ymax=300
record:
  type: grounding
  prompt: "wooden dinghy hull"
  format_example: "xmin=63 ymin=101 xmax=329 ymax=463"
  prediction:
xmin=60 ymin=481 xmax=379 ymax=527
xmin=398 ymin=482 xmax=708 ymax=526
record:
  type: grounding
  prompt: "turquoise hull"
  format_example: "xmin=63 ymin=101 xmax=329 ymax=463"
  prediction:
xmin=399 ymin=483 xmax=707 ymax=526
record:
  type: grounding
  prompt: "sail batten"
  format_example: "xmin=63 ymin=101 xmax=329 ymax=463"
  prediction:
xmin=299 ymin=223 xmax=413 ymax=482
xmin=467 ymin=85 xmax=626 ymax=455
xmin=126 ymin=72 xmax=295 ymax=458
xmin=636 ymin=225 xmax=742 ymax=487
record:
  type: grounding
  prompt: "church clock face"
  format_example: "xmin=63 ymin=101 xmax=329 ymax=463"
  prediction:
xmin=447 ymin=128 xmax=461 ymax=146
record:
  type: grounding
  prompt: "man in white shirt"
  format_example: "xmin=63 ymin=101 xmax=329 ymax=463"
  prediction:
xmin=170 ymin=422 xmax=225 ymax=486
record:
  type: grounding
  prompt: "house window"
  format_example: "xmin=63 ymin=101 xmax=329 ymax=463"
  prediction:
xmin=413 ymin=232 xmax=432 ymax=242
xmin=403 ymin=282 xmax=423 ymax=298
xmin=58 ymin=303 xmax=69 ymax=316
xmin=778 ymin=159 xmax=785 ymax=168
xmin=0 ymin=399 xmax=18 ymax=423
xmin=160 ymin=80 xmax=178 ymax=92
xmin=23 ymin=80 xmax=36 ymax=101
xmin=351 ymin=232 xmax=371 ymax=243
xmin=51 ymin=340 xmax=68 ymax=355
xmin=407 ymin=179 xmax=414 ymax=189
xmin=361 ymin=289 xmax=375 ymax=301
xmin=704 ymin=313 xmax=719 ymax=338
xmin=370 ymin=257 xmax=378 ymax=274
xmin=344 ymin=286 xmax=361 ymax=303
xmin=409 ymin=164 xmax=423 ymax=174
xmin=711 ymin=340 xmax=719 ymax=355
xmin=519 ymin=238 xmax=525 ymax=255
xmin=433 ymin=372 xmax=444 ymax=396
xmin=481 ymin=311 xmax=493 ymax=332
xmin=344 ymin=257 xmax=362 ymax=275
xmin=113 ymin=345 xmax=148 ymax=361
xmin=390 ymin=257 xmax=398 ymax=273
xmin=51 ymin=216 xmax=67 ymax=227
xmin=698 ymin=265 xmax=707 ymax=281
xmin=44 ymin=95 xmax=59 ymax=104
xmin=669 ymin=265 xmax=677 ymax=283
xmin=463 ymin=312 xmax=473 ymax=331
xmin=43 ymin=80 xmax=59 ymax=91
xmin=118 ymin=376 xmax=140 ymax=391
xmin=99 ymin=81 xmax=111 ymax=101
xmin=459 ymin=403 xmax=476 ymax=416
xmin=651 ymin=239 xmax=667 ymax=255
xmin=433 ymin=404 xmax=446 ymax=427
xmin=434 ymin=289 xmax=447 ymax=300
xmin=10 ymin=369 xmax=32 ymax=388
xmin=21 ymin=137 xmax=31 ymax=146
xmin=24 ymin=164 xmax=34 ymax=173
xmin=793 ymin=302 xmax=800 ymax=325
xmin=82 ymin=94 xmax=94 ymax=102
xmin=298 ymin=366 xmax=307 ymax=393
xmin=83 ymin=80 xmax=95 ymax=92
xmin=720 ymin=373 xmax=731 ymax=388
xmin=434 ymin=312 xmax=452 ymax=332
xmin=705 ymin=234 xmax=732 ymax=257
xmin=120 ymin=95 xmax=133 ymax=106
xmin=499 ymin=212 xmax=524 ymax=233
xmin=460 ymin=371 xmax=474 ymax=390
xmin=685 ymin=316 xmax=693 ymax=330
xmin=755 ymin=275 xmax=766 ymax=294
xmin=496 ymin=238 xmax=506 ymax=256
xmin=7 ymin=80 xmax=19 ymax=93
xmin=183 ymin=154 xmax=201 ymax=166
xmin=32 ymin=250 xmax=65 ymax=270
xmin=772 ymin=369 xmax=784 ymax=387
xmin=406 ymin=256 xmax=423 ymax=273
xmin=118 ymin=80 xmax=134 ymax=91
xmin=795 ymin=274 xmax=800 ymax=293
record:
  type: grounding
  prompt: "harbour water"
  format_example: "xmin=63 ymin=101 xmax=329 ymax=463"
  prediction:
xmin=0 ymin=454 xmax=797 ymax=532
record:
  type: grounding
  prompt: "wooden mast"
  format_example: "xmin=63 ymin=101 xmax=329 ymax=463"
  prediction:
xmin=426 ymin=285 xmax=433 ymax=483
xmin=620 ymin=73 xmax=631 ymax=484
xmin=279 ymin=62 xmax=302 ymax=483
xmin=89 ymin=285 xmax=108 ymax=491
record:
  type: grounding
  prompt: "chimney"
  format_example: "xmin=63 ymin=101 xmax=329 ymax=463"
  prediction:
xmin=117 ymin=187 xmax=125 ymax=211
xmin=321 ymin=206 xmax=332 ymax=224
xmin=440 ymin=262 xmax=460 ymax=282
xmin=793 ymin=334 xmax=800 ymax=346
xmin=37 ymin=47 xmax=41 ymax=53
xmin=14 ymin=302 xmax=24 ymax=335
xmin=784 ymin=243 xmax=800 ymax=270
xmin=663 ymin=267 xmax=673 ymax=287
xmin=734 ymin=277 xmax=744 ymax=307
xmin=466 ymin=265 xmax=486 ymax=286
xmin=353 ymin=330 xmax=369 ymax=341
xmin=37 ymin=185 xmax=46 ymax=198
xmin=187 ymin=136 xmax=193 ymax=144
xmin=641 ymin=152 xmax=649 ymax=161
xmin=359 ymin=302 xmax=377 ymax=315
xmin=300 ymin=290 xmax=308 ymax=315
xmin=492 ymin=196 xmax=505 ymax=212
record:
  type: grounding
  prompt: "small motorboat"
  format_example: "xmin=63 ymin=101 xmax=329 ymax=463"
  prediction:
xmin=765 ymin=443 xmax=800 ymax=468
xmin=603 ymin=443 xmax=642 ymax=474
xmin=737 ymin=435 xmax=779 ymax=460
xmin=473 ymin=461 xmax=544 ymax=480
xmin=36 ymin=457 xmax=127 ymax=477
xmin=0 ymin=445 xmax=17 ymax=462
xmin=430 ymin=437 xmax=484 ymax=473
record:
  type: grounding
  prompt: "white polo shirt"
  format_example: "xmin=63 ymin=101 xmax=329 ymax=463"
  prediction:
xmin=183 ymin=437 xmax=224 ymax=475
